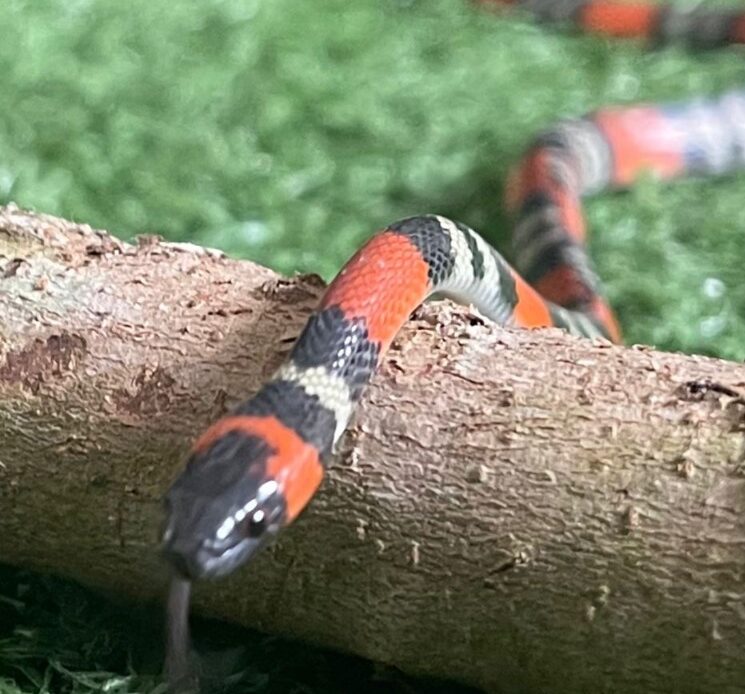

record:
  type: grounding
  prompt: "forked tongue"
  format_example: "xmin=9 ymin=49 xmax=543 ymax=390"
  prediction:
xmin=165 ymin=575 xmax=199 ymax=693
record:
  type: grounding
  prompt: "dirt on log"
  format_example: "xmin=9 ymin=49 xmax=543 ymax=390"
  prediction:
xmin=1 ymin=204 xmax=744 ymax=693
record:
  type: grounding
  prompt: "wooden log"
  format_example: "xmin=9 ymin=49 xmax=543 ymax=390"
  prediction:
xmin=2 ymin=204 xmax=744 ymax=693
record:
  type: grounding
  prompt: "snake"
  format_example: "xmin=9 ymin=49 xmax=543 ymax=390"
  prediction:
xmin=159 ymin=1 xmax=745 ymax=690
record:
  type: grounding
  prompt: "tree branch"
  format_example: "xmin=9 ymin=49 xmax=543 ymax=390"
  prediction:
xmin=2 ymin=204 xmax=744 ymax=693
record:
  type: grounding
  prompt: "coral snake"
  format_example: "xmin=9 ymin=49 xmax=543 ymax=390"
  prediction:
xmin=160 ymin=1 xmax=745 ymax=690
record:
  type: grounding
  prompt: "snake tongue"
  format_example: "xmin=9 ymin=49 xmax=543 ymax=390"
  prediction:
xmin=165 ymin=575 xmax=199 ymax=693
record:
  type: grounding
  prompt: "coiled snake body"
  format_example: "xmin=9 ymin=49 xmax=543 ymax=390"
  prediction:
xmin=160 ymin=1 xmax=745 ymax=689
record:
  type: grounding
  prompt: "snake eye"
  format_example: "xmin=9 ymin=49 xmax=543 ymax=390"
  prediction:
xmin=246 ymin=510 xmax=266 ymax=538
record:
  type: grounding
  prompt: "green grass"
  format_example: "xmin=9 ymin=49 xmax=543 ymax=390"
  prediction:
xmin=2 ymin=0 xmax=745 ymax=358
xmin=1 ymin=0 xmax=744 ymax=692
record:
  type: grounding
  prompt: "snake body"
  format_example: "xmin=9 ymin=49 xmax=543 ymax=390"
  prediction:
xmin=481 ymin=0 xmax=745 ymax=48
xmin=162 ymin=88 xmax=745 ymax=580
xmin=160 ymin=2 xmax=745 ymax=689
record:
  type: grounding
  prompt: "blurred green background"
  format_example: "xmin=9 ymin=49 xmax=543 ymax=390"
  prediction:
xmin=1 ymin=0 xmax=743 ymax=692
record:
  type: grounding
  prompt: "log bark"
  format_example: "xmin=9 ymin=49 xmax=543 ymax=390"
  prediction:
xmin=1 ymin=204 xmax=745 ymax=694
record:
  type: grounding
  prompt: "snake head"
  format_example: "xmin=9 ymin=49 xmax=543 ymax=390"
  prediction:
xmin=161 ymin=431 xmax=286 ymax=580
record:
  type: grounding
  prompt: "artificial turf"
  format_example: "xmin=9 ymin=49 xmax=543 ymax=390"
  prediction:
xmin=1 ymin=0 xmax=743 ymax=692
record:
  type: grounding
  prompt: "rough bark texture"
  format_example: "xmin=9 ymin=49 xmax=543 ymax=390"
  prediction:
xmin=1 ymin=204 xmax=745 ymax=694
